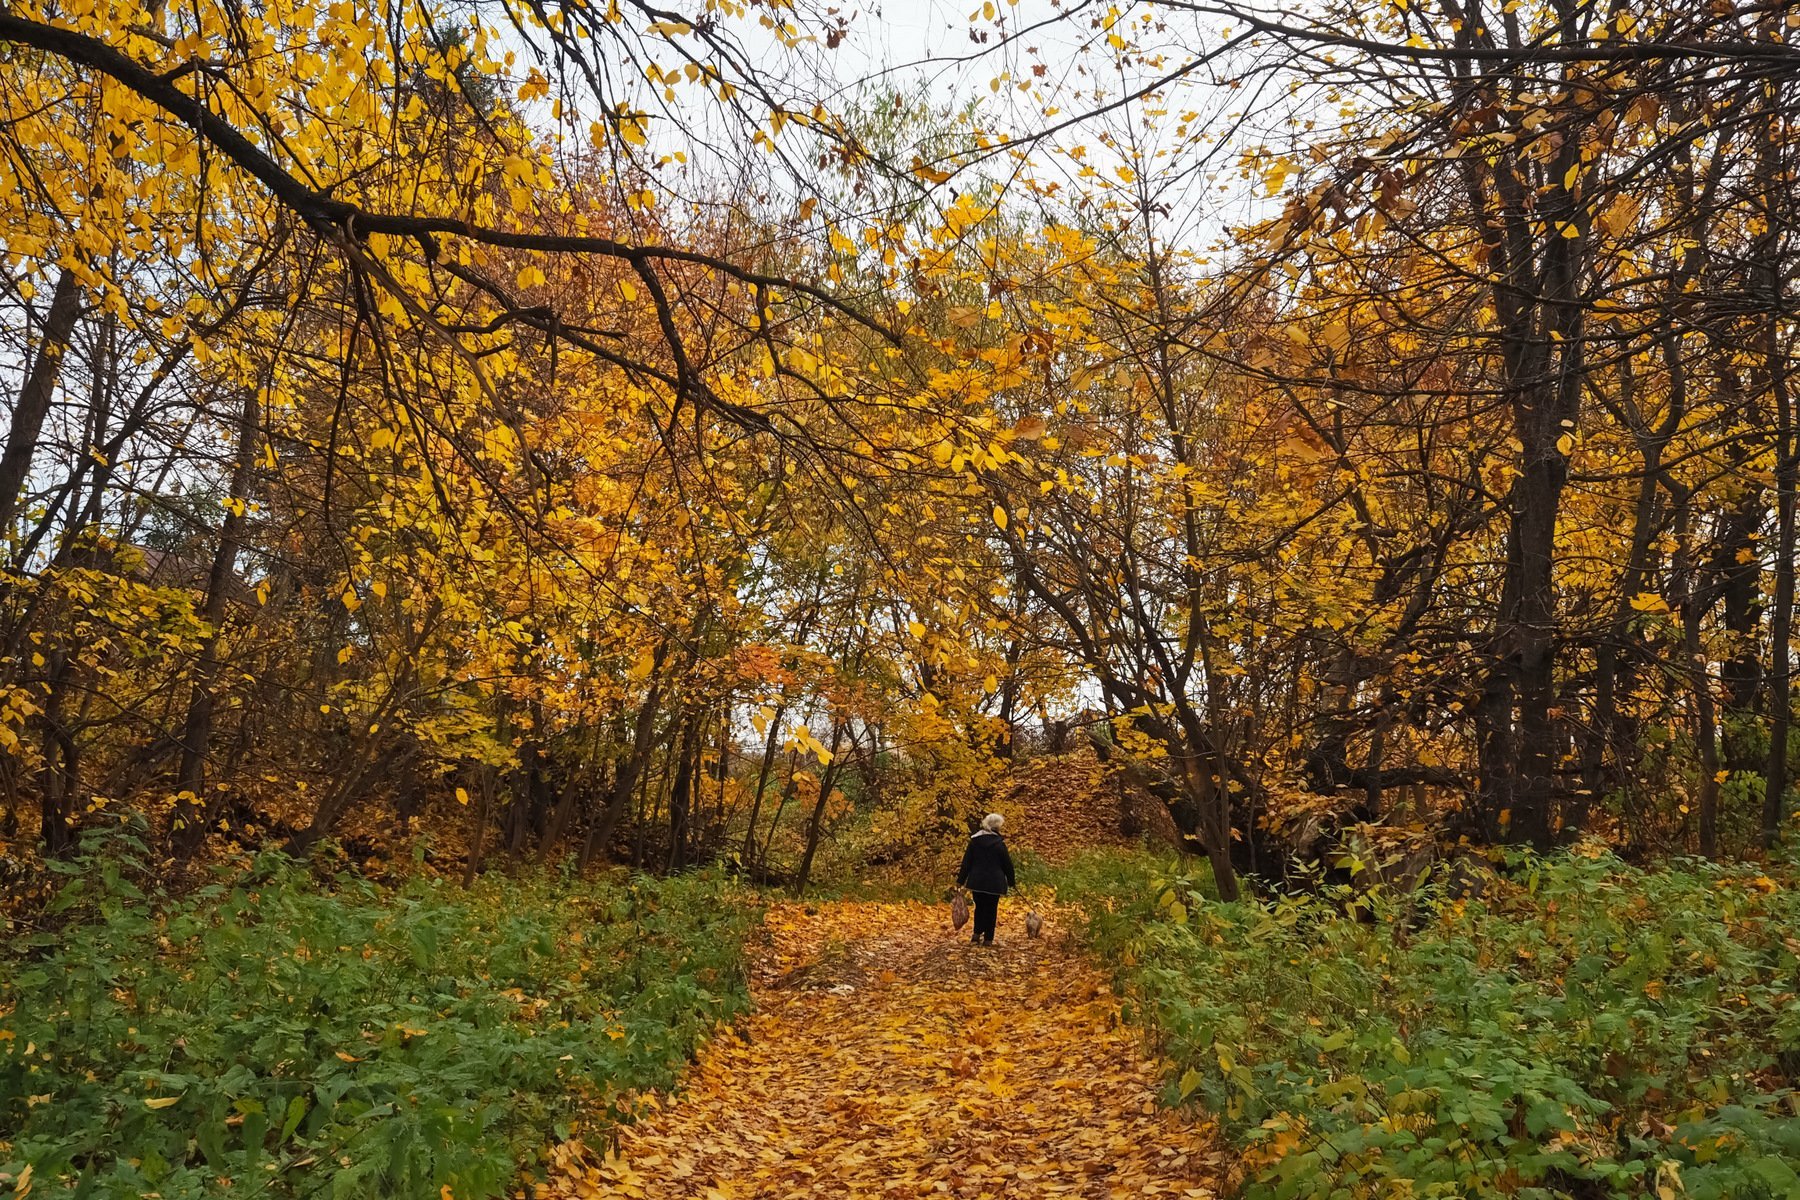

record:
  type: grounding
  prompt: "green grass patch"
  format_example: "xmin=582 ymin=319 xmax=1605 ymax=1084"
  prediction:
xmin=1057 ymin=849 xmax=1800 ymax=1199
xmin=1 ymin=832 xmax=759 ymax=1198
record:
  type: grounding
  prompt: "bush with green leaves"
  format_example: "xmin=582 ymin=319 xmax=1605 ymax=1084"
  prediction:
xmin=1058 ymin=849 xmax=1800 ymax=1199
xmin=0 ymin=833 xmax=759 ymax=1198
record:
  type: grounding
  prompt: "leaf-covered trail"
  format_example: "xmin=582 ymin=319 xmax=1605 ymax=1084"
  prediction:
xmin=540 ymin=900 xmax=1220 ymax=1199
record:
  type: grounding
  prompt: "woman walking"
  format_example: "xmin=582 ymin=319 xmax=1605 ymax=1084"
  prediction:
xmin=955 ymin=813 xmax=1016 ymax=945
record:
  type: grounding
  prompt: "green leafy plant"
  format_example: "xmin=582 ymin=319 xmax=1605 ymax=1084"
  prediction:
xmin=1 ymin=831 xmax=759 ymax=1198
xmin=1058 ymin=850 xmax=1800 ymax=1199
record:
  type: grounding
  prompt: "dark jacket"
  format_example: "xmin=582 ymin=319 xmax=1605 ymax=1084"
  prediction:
xmin=956 ymin=830 xmax=1016 ymax=895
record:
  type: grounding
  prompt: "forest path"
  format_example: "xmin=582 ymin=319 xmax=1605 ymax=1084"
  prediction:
xmin=539 ymin=899 xmax=1221 ymax=1199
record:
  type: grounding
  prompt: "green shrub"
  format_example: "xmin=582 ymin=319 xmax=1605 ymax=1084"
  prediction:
xmin=1059 ymin=849 xmax=1800 ymax=1199
xmin=1 ymin=832 xmax=758 ymax=1198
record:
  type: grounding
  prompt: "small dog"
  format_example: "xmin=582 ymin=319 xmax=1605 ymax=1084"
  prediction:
xmin=1025 ymin=911 xmax=1043 ymax=938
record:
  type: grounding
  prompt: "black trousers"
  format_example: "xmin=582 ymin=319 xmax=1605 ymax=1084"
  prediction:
xmin=971 ymin=892 xmax=1000 ymax=943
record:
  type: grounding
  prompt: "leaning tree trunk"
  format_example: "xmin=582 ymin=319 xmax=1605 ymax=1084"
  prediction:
xmin=581 ymin=672 xmax=666 ymax=870
xmin=739 ymin=703 xmax=786 ymax=869
xmin=791 ymin=724 xmax=849 ymax=897
xmin=1578 ymin=385 xmax=1668 ymax=833
xmin=0 ymin=268 xmax=81 ymax=537
xmin=540 ymin=770 xmax=580 ymax=863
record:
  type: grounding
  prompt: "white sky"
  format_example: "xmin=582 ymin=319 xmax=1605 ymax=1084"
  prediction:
xmin=511 ymin=0 xmax=1289 ymax=257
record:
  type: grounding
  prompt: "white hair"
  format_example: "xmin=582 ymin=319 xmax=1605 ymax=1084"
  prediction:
xmin=981 ymin=812 xmax=1005 ymax=832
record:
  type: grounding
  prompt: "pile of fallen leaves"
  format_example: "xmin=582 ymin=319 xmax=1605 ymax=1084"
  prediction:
xmin=538 ymin=900 xmax=1225 ymax=1199
xmin=998 ymin=752 xmax=1178 ymax=865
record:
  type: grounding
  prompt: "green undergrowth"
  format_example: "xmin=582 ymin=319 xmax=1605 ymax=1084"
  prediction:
xmin=1057 ymin=850 xmax=1800 ymax=1200
xmin=0 ymin=831 xmax=759 ymax=1199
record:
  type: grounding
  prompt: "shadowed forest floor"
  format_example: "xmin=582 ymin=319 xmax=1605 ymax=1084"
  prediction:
xmin=538 ymin=900 xmax=1223 ymax=1199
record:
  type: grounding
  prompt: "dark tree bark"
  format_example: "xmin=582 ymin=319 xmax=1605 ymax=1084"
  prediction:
xmin=1462 ymin=27 xmax=1593 ymax=850
xmin=0 ymin=268 xmax=81 ymax=537
xmin=1671 ymin=500 xmax=1723 ymax=856
xmin=1707 ymin=369 xmax=1766 ymax=787
xmin=172 ymin=387 xmax=261 ymax=855
xmin=540 ymin=765 xmax=581 ymax=863
xmin=462 ymin=768 xmax=497 ymax=888
xmin=1757 ymin=75 xmax=1796 ymax=848
xmin=665 ymin=712 xmax=699 ymax=871
xmin=581 ymin=662 xmax=667 ymax=870
xmin=1761 ymin=323 xmax=1795 ymax=848
xmin=36 ymin=651 xmax=78 ymax=855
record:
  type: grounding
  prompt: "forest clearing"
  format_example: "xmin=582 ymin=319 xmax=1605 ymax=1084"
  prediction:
xmin=2 ymin=0 xmax=1800 ymax=1195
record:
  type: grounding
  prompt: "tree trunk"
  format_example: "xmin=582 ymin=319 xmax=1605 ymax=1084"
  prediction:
xmin=0 ymin=268 xmax=81 ymax=536
xmin=760 ymin=750 xmax=800 ymax=871
xmin=1763 ymin=353 xmax=1795 ymax=848
xmin=791 ymin=724 xmax=848 ymax=896
xmin=540 ymin=773 xmax=580 ymax=863
xmin=1478 ymin=246 xmax=1585 ymax=846
xmin=36 ymin=651 xmax=77 ymax=855
xmin=172 ymin=386 xmax=260 ymax=855
xmin=740 ymin=702 xmax=786 ymax=869
xmin=1673 ymin=501 xmax=1722 ymax=857
xmin=665 ymin=713 xmax=698 ymax=871
xmin=1502 ymin=341 xmax=1582 ymax=851
xmin=1176 ymin=752 xmax=1239 ymax=902
xmin=505 ymin=737 xmax=541 ymax=854
xmin=581 ymin=672 xmax=665 ymax=870
xmin=1758 ymin=91 xmax=1796 ymax=848
xmin=1715 ymin=479 xmax=1766 ymax=783
xmin=1578 ymin=442 xmax=1665 ymax=831
xmin=462 ymin=768 xmax=496 ymax=888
